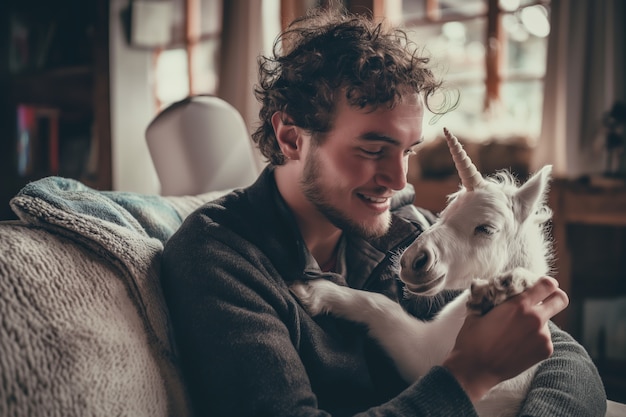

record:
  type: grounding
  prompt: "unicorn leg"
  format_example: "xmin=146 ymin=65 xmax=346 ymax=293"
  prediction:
xmin=290 ymin=279 xmax=404 ymax=322
xmin=467 ymin=267 xmax=539 ymax=315
xmin=290 ymin=279 xmax=463 ymax=381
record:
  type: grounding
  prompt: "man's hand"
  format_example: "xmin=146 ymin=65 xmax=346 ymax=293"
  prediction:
xmin=442 ymin=276 xmax=569 ymax=402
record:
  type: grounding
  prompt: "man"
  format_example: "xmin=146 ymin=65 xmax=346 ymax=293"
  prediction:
xmin=161 ymin=6 xmax=606 ymax=417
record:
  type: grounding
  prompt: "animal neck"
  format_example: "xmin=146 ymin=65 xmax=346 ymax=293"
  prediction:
xmin=505 ymin=223 xmax=550 ymax=276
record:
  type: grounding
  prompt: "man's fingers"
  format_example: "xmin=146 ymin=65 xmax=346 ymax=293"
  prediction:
xmin=521 ymin=276 xmax=558 ymax=303
xmin=521 ymin=276 xmax=569 ymax=318
xmin=536 ymin=287 xmax=569 ymax=317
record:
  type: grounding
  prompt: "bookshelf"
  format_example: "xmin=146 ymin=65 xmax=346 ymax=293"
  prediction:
xmin=0 ymin=0 xmax=111 ymax=220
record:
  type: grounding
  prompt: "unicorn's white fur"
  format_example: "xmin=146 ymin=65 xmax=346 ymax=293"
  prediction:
xmin=290 ymin=128 xmax=554 ymax=417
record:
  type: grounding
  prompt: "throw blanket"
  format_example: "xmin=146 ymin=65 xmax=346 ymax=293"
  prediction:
xmin=13 ymin=176 xmax=208 ymax=243
xmin=1 ymin=176 xmax=227 ymax=417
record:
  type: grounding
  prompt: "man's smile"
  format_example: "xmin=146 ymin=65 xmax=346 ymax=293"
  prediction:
xmin=356 ymin=192 xmax=392 ymax=213
xmin=358 ymin=193 xmax=389 ymax=203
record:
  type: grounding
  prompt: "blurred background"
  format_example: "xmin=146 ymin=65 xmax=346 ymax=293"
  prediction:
xmin=0 ymin=0 xmax=624 ymax=402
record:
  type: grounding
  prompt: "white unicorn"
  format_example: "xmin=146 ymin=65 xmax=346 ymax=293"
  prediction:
xmin=290 ymin=128 xmax=554 ymax=417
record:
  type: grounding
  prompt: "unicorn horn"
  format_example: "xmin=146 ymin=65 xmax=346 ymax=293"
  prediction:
xmin=443 ymin=127 xmax=483 ymax=191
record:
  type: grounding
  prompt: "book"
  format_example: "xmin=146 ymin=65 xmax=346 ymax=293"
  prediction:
xmin=16 ymin=104 xmax=60 ymax=177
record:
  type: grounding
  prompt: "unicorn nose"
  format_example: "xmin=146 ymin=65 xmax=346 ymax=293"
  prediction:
xmin=411 ymin=250 xmax=429 ymax=272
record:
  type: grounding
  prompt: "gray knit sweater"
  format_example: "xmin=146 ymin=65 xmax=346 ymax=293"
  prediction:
xmin=161 ymin=167 xmax=606 ymax=417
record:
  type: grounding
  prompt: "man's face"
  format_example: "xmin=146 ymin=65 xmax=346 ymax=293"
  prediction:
xmin=300 ymin=94 xmax=425 ymax=239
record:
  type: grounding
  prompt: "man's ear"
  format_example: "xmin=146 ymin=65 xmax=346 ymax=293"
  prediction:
xmin=271 ymin=112 xmax=302 ymax=160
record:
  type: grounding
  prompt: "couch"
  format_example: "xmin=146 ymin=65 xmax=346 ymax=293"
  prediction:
xmin=0 ymin=176 xmax=227 ymax=416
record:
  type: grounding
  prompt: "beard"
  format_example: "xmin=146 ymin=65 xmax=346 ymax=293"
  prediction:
xmin=300 ymin=146 xmax=391 ymax=240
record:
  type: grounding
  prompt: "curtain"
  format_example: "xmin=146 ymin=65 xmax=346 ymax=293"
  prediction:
xmin=532 ymin=0 xmax=626 ymax=178
xmin=217 ymin=0 xmax=281 ymax=172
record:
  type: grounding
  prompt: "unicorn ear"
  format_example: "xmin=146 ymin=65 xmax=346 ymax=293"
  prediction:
xmin=513 ymin=165 xmax=553 ymax=222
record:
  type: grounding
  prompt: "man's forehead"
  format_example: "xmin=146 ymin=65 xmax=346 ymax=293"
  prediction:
xmin=359 ymin=131 xmax=424 ymax=147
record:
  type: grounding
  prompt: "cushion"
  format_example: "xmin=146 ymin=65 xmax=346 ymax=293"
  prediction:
xmin=0 ymin=177 xmax=227 ymax=417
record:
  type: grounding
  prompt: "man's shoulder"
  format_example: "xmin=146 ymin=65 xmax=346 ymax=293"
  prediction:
xmin=162 ymin=189 xmax=253 ymax=252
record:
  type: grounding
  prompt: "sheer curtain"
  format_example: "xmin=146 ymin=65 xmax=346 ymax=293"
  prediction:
xmin=532 ymin=0 xmax=625 ymax=178
xmin=217 ymin=0 xmax=281 ymax=172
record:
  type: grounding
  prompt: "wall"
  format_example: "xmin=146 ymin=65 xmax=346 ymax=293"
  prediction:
xmin=107 ymin=0 xmax=279 ymax=194
xmin=109 ymin=0 xmax=160 ymax=195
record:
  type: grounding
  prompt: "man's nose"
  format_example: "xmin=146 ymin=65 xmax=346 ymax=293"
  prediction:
xmin=375 ymin=156 xmax=408 ymax=191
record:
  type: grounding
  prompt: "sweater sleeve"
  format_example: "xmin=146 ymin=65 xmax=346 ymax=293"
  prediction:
xmin=400 ymin=283 xmax=606 ymax=416
xmin=161 ymin=216 xmax=479 ymax=417
xmin=517 ymin=322 xmax=607 ymax=417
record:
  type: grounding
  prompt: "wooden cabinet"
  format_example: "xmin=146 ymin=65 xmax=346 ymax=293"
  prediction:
xmin=0 ymin=0 xmax=111 ymax=220
xmin=411 ymin=177 xmax=460 ymax=215
xmin=548 ymin=179 xmax=626 ymax=331
xmin=548 ymin=179 xmax=626 ymax=402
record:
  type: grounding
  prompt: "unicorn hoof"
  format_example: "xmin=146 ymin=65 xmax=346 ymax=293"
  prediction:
xmin=467 ymin=268 xmax=537 ymax=315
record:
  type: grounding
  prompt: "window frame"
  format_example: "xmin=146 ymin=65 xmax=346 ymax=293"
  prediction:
xmin=401 ymin=0 xmax=550 ymax=112
xmin=151 ymin=0 xmax=223 ymax=111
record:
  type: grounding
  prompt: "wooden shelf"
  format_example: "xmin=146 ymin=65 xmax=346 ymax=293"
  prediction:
xmin=553 ymin=179 xmax=626 ymax=226
xmin=10 ymin=66 xmax=94 ymax=109
xmin=1 ymin=0 xmax=111 ymax=220
xmin=548 ymin=178 xmax=626 ymax=332
xmin=410 ymin=176 xmax=460 ymax=214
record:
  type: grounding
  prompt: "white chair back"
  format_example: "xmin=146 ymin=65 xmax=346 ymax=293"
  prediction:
xmin=146 ymin=95 xmax=260 ymax=196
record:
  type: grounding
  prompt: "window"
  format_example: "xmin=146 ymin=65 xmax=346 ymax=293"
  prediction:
xmin=153 ymin=0 xmax=223 ymax=111
xmin=401 ymin=0 xmax=551 ymax=144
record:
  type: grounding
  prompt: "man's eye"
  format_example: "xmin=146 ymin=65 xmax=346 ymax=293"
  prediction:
xmin=360 ymin=148 xmax=384 ymax=157
xmin=404 ymin=148 xmax=417 ymax=156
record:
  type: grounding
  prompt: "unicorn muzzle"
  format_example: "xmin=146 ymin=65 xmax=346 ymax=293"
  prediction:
xmin=399 ymin=245 xmax=445 ymax=292
xmin=406 ymin=248 xmax=430 ymax=272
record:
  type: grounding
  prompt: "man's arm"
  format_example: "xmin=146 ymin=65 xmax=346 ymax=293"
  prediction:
xmin=410 ymin=276 xmax=606 ymax=415
xmin=442 ymin=276 xmax=567 ymax=402
xmin=517 ymin=322 xmax=607 ymax=417
xmin=162 ymin=230 xmax=316 ymax=416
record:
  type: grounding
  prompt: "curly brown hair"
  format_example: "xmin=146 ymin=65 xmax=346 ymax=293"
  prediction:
xmin=252 ymin=6 xmax=450 ymax=166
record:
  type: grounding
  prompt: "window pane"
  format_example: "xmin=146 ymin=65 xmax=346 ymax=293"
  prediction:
xmin=500 ymin=0 xmax=550 ymax=12
xmin=169 ymin=0 xmax=185 ymax=45
xmin=164 ymin=0 xmax=223 ymax=46
xmin=403 ymin=0 xmax=486 ymax=20
xmin=403 ymin=0 xmax=549 ymax=144
xmin=190 ymin=39 xmax=220 ymax=95
xmin=402 ymin=0 xmax=426 ymax=20
xmin=500 ymin=80 xmax=544 ymax=142
xmin=200 ymin=0 xmax=223 ymax=35
xmin=439 ymin=0 xmax=485 ymax=17
xmin=406 ymin=18 xmax=486 ymax=84
xmin=422 ymin=83 xmax=486 ymax=142
xmin=155 ymin=48 xmax=189 ymax=107
xmin=424 ymin=80 xmax=543 ymax=144
xmin=519 ymin=0 xmax=543 ymax=7
xmin=502 ymin=5 xmax=550 ymax=77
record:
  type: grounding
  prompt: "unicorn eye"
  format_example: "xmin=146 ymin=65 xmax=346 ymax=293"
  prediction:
xmin=474 ymin=224 xmax=496 ymax=236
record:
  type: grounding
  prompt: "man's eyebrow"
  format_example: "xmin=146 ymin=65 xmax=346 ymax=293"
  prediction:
xmin=360 ymin=132 xmax=423 ymax=147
